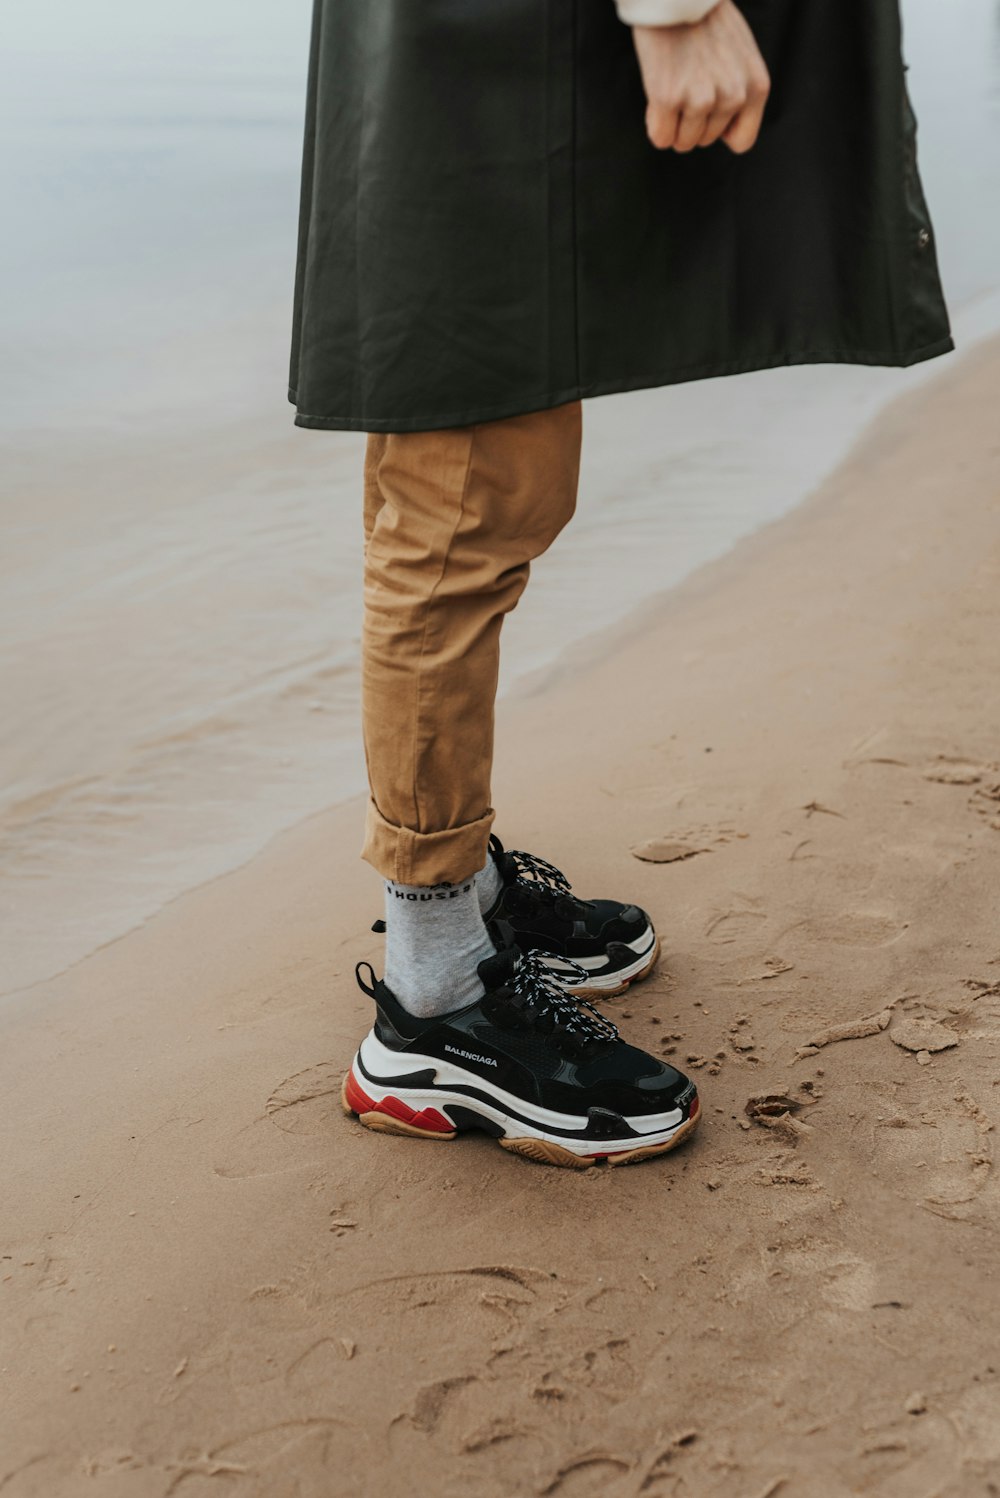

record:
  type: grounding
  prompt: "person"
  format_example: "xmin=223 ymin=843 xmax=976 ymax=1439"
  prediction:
xmin=289 ymin=0 xmax=951 ymax=1167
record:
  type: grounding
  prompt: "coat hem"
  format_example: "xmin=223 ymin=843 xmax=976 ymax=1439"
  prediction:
xmin=288 ymin=334 xmax=955 ymax=433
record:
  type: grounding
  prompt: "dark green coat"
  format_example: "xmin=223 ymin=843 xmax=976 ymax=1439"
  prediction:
xmin=288 ymin=0 xmax=952 ymax=433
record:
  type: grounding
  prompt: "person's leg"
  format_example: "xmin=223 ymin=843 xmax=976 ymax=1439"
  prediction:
xmin=361 ymin=402 xmax=582 ymax=1013
xmin=348 ymin=403 xmax=699 ymax=1166
xmin=362 ymin=431 xmax=388 ymax=549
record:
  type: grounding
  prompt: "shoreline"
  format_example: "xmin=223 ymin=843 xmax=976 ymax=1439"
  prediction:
xmin=3 ymin=333 xmax=1000 ymax=1495
xmin=7 ymin=301 xmax=999 ymax=1003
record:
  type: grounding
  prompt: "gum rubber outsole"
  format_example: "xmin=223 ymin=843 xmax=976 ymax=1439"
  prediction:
xmin=341 ymin=1072 xmax=699 ymax=1168
xmin=498 ymin=1112 xmax=699 ymax=1168
xmin=564 ymin=935 xmax=661 ymax=1001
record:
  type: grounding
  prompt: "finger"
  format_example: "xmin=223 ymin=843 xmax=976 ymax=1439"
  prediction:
xmin=722 ymin=97 xmax=765 ymax=155
xmin=674 ymin=100 xmax=712 ymax=153
xmin=646 ymin=102 xmax=681 ymax=151
xmin=698 ymin=104 xmax=739 ymax=148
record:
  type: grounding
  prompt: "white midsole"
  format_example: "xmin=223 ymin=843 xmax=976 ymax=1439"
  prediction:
xmin=355 ymin=1031 xmax=685 ymax=1149
xmin=540 ymin=924 xmax=657 ymax=988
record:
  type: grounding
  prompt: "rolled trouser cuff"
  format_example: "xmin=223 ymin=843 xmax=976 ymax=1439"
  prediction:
xmin=362 ymin=799 xmax=496 ymax=886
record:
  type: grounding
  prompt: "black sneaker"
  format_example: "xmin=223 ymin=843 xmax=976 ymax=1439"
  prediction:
xmin=342 ymin=947 xmax=699 ymax=1168
xmin=481 ymin=836 xmax=659 ymax=997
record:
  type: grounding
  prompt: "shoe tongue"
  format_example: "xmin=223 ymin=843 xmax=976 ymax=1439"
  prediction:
xmin=477 ymin=945 xmax=519 ymax=992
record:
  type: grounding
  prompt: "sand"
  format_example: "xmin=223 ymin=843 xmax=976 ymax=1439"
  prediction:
xmin=3 ymin=337 xmax=1000 ymax=1498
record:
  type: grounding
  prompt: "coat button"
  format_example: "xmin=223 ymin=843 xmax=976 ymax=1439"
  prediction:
xmin=916 ymin=227 xmax=931 ymax=250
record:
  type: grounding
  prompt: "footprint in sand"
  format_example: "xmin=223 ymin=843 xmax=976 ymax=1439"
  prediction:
xmin=346 ymin=1266 xmax=558 ymax=1403
xmin=704 ymin=901 xmax=767 ymax=945
xmin=373 ymin=1270 xmax=565 ymax=1475
xmin=876 ymin=1092 xmax=995 ymax=1225
xmin=786 ymin=1243 xmax=877 ymax=1311
xmin=726 ymin=1238 xmax=877 ymax=1319
xmin=266 ymin=1063 xmax=343 ymax=1136
xmin=211 ymin=1063 xmax=345 ymax=1178
xmin=790 ymin=911 xmax=905 ymax=947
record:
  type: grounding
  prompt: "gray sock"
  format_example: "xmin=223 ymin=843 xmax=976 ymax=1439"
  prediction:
xmin=383 ymin=876 xmax=497 ymax=1019
xmin=476 ymin=849 xmax=503 ymax=916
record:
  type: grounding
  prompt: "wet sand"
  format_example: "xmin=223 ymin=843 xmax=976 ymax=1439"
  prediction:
xmin=3 ymin=338 xmax=1000 ymax=1497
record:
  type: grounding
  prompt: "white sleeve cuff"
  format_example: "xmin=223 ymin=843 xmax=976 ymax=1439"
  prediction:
xmin=614 ymin=0 xmax=719 ymax=25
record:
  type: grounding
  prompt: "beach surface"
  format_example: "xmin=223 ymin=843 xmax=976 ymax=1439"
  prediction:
xmin=3 ymin=338 xmax=1000 ymax=1497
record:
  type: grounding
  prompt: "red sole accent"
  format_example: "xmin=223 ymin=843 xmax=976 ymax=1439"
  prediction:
xmin=344 ymin=1067 xmax=453 ymax=1135
xmin=345 ymin=1069 xmax=697 ymax=1152
xmin=343 ymin=1068 xmax=376 ymax=1115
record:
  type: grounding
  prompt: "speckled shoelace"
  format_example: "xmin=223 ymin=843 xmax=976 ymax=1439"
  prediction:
xmin=504 ymin=949 xmax=619 ymax=1045
xmin=506 ymin=847 xmax=574 ymax=897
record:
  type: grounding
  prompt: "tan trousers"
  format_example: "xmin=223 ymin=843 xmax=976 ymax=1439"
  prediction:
xmin=362 ymin=401 xmax=582 ymax=885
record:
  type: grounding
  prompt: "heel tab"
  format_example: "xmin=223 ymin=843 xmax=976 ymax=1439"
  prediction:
xmin=355 ymin=961 xmax=378 ymax=998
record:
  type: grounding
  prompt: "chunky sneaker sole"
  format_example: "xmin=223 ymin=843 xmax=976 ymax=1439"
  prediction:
xmin=481 ymin=838 xmax=661 ymax=1000
xmin=342 ymin=1028 xmax=699 ymax=1169
xmin=541 ymin=928 xmax=661 ymax=999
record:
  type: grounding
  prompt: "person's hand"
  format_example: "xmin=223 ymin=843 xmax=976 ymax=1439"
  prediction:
xmin=631 ymin=0 xmax=770 ymax=155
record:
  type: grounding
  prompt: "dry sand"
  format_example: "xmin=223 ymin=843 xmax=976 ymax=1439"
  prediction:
xmin=3 ymin=339 xmax=1000 ymax=1498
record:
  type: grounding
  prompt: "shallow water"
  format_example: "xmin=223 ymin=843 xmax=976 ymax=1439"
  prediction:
xmin=2 ymin=0 xmax=1000 ymax=996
